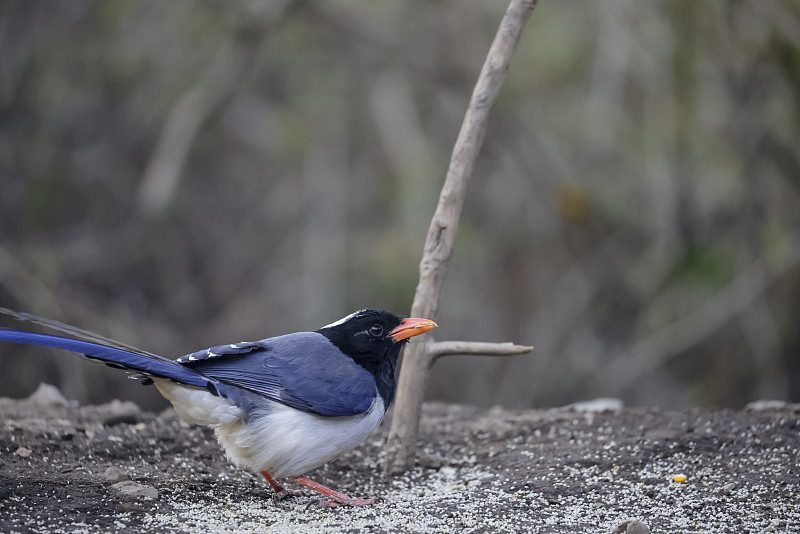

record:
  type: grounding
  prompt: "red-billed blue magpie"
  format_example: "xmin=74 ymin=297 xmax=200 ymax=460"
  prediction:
xmin=0 ymin=307 xmax=436 ymax=507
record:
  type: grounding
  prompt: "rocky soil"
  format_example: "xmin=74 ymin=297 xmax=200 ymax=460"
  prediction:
xmin=1 ymin=385 xmax=798 ymax=533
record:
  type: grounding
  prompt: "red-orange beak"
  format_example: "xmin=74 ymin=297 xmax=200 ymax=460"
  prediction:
xmin=388 ymin=317 xmax=437 ymax=342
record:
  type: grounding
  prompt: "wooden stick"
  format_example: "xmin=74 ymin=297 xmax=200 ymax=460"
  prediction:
xmin=428 ymin=341 xmax=533 ymax=361
xmin=383 ymin=0 xmax=539 ymax=474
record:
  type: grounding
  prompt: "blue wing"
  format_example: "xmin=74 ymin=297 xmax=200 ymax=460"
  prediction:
xmin=177 ymin=332 xmax=377 ymax=417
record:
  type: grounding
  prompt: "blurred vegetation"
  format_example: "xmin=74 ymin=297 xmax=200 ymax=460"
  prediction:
xmin=1 ymin=0 xmax=799 ymax=411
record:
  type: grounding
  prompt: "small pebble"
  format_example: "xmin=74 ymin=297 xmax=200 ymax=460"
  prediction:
xmin=626 ymin=520 xmax=651 ymax=534
xmin=673 ymin=474 xmax=687 ymax=483
xmin=15 ymin=447 xmax=32 ymax=458
xmin=27 ymin=383 xmax=71 ymax=407
xmin=103 ymin=466 xmax=129 ymax=482
xmin=610 ymin=519 xmax=651 ymax=534
xmin=111 ymin=481 xmax=159 ymax=499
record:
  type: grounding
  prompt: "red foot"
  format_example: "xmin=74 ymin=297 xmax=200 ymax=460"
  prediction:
xmin=261 ymin=471 xmax=303 ymax=502
xmin=289 ymin=475 xmax=377 ymax=507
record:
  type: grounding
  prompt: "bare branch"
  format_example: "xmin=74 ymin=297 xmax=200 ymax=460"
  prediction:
xmin=428 ymin=341 xmax=533 ymax=361
xmin=409 ymin=0 xmax=539 ymax=323
xmin=383 ymin=0 xmax=539 ymax=475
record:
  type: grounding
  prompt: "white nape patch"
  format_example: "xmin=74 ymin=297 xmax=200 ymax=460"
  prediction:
xmin=321 ymin=309 xmax=367 ymax=329
xmin=153 ymin=378 xmax=385 ymax=479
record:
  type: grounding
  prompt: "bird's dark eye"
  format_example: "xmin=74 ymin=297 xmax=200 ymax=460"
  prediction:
xmin=368 ymin=324 xmax=384 ymax=337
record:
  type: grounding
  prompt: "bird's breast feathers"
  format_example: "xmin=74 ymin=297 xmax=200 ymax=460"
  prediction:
xmin=154 ymin=378 xmax=385 ymax=478
xmin=222 ymin=395 xmax=386 ymax=478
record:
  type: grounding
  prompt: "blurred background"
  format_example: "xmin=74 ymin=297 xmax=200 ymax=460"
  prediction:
xmin=1 ymin=0 xmax=799 ymax=412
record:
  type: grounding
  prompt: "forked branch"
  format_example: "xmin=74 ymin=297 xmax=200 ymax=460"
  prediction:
xmin=383 ymin=0 xmax=539 ymax=474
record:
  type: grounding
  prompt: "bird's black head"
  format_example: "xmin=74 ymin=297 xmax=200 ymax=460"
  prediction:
xmin=317 ymin=309 xmax=436 ymax=406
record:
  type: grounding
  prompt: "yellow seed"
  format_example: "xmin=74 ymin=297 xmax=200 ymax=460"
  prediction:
xmin=673 ymin=474 xmax=687 ymax=483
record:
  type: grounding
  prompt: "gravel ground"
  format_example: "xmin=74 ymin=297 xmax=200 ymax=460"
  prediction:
xmin=1 ymin=384 xmax=798 ymax=533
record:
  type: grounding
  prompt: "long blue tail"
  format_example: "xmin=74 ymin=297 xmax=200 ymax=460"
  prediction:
xmin=0 ymin=330 xmax=220 ymax=394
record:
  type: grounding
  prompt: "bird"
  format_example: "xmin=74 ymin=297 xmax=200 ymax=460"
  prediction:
xmin=0 ymin=306 xmax=436 ymax=507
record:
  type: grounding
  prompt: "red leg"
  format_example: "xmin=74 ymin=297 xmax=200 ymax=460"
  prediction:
xmin=288 ymin=475 xmax=376 ymax=507
xmin=261 ymin=471 xmax=303 ymax=502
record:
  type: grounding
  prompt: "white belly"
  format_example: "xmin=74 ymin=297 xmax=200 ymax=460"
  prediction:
xmin=154 ymin=379 xmax=385 ymax=478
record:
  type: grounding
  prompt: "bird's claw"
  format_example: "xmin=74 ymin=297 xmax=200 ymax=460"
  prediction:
xmin=271 ymin=488 xmax=304 ymax=502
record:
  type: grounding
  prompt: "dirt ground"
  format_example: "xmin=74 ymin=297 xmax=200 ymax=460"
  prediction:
xmin=1 ymin=384 xmax=798 ymax=533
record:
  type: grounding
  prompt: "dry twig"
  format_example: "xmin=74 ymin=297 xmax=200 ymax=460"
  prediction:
xmin=383 ymin=0 xmax=539 ymax=474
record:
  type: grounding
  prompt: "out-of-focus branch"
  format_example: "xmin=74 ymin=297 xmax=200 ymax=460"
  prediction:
xmin=137 ymin=2 xmax=304 ymax=217
xmin=383 ymin=0 xmax=539 ymax=475
xmin=746 ymin=0 xmax=800 ymax=49
xmin=604 ymin=229 xmax=800 ymax=391
xmin=137 ymin=41 xmax=247 ymax=216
